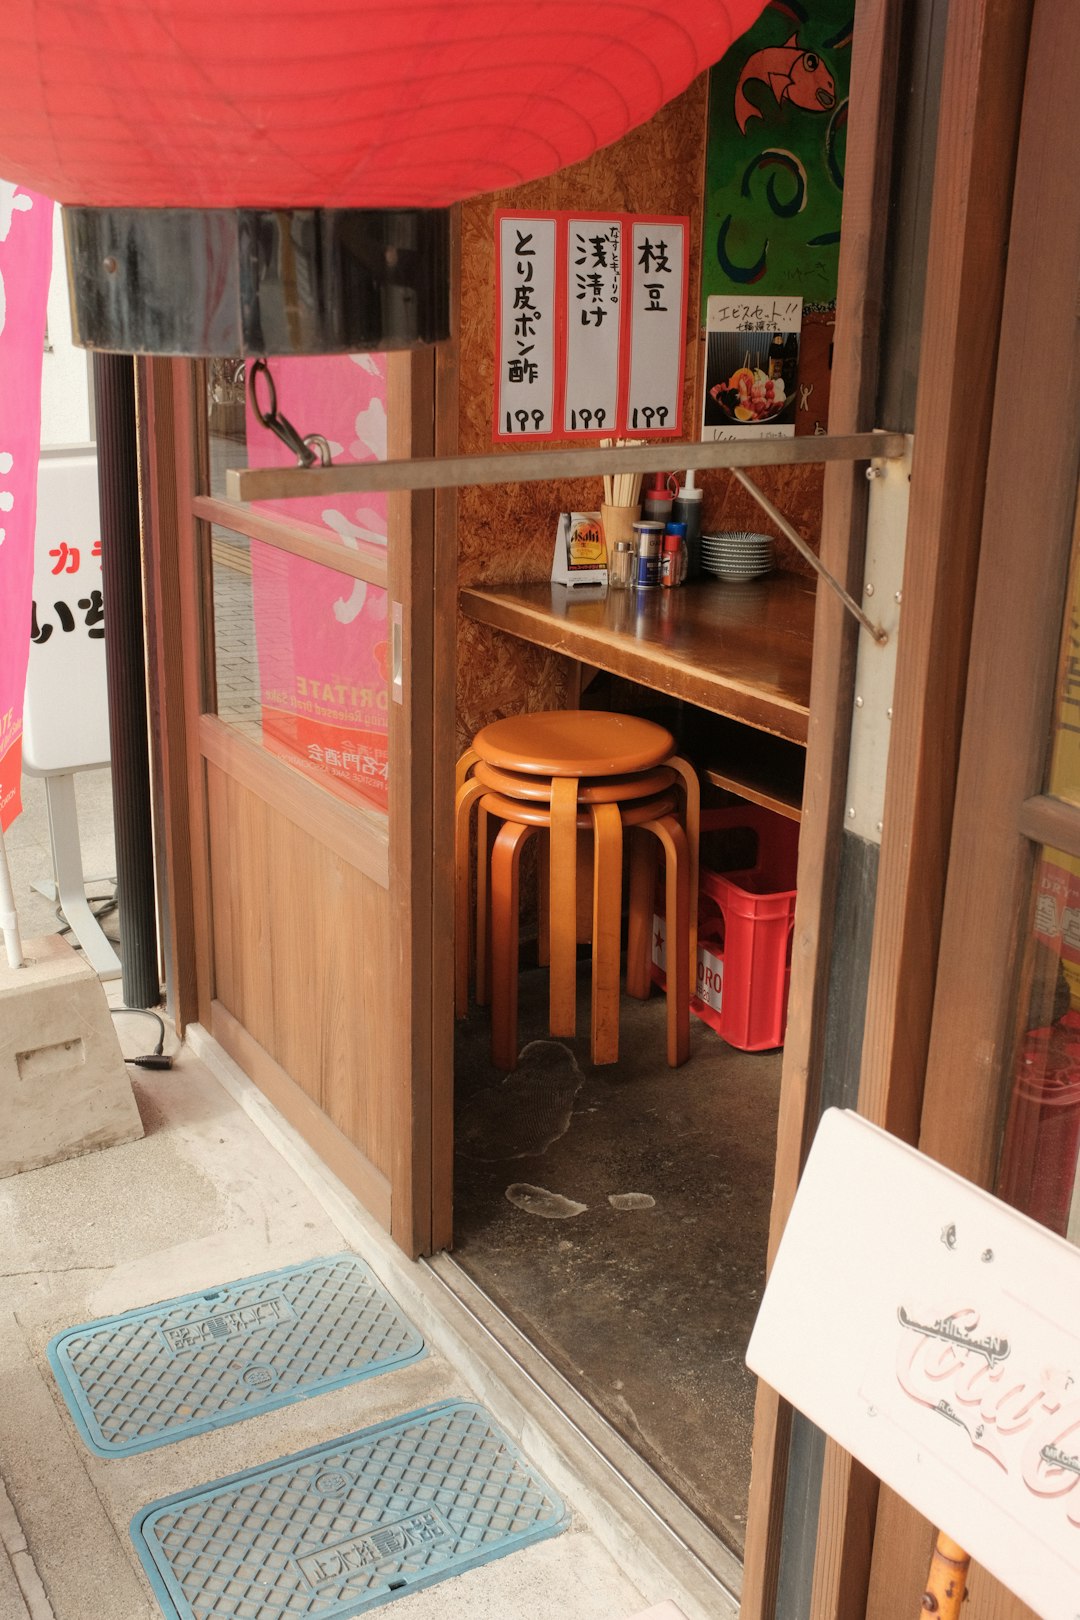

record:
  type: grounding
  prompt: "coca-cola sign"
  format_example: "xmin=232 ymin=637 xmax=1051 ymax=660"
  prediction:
xmin=747 ymin=1110 xmax=1080 ymax=1620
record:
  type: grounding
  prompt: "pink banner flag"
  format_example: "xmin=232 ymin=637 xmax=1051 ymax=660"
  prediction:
xmin=0 ymin=182 xmax=52 ymax=831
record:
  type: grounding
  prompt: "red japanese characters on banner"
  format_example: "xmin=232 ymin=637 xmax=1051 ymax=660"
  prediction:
xmin=0 ymin=181 xmax=52 ymax=832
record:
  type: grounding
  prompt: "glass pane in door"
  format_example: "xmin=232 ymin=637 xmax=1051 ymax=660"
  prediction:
xmin=998 ymin=507 xmax=1080 ymax=1241
xmin=998 ymin=846 xmax=1080 ymax=1242
xmin=1046 ymin=536 xmax=1080 ymax=807
xmin=210 ymin=524 xmax=390 ymax=817
xmin=205 ymin=353 xmax=389 ymax=571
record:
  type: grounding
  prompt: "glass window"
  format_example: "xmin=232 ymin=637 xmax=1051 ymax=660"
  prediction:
xmin=1046 ymin=542 xmax=1080 ymax=807
xmin=997 ymin=525 xmax=1080 ymax=1241
xmin=210 ymin=526 xmax=390 ymax=817
xmin=204 ymin=353 xmax=389 ymax=575
xmin=998 ymin=847 xmax=1080 ymax=1241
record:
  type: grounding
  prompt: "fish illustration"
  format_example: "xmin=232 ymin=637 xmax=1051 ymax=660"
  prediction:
xmin=734 ymin=35 xmax=836 ymax=135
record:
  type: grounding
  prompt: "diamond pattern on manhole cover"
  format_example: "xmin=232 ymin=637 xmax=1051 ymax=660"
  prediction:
xmin=49 ymin=1255 xmax=424 ymax=1456
xmin=132 ymin=1401 xmax=567 ymax=1618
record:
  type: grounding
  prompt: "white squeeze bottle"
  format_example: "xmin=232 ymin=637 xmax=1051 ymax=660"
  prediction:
xmin=671 ymin=471 xmax=703 ymax=581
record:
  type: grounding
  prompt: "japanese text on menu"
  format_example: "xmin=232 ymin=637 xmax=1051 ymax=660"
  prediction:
xmin=497 ymin=217 xmax=556 ymax=437
xmin=563 ymin=219 xmax=621 ymax=435
xmin=496 ymin=212 xmax=688 ymax=440
xmin=625 ymin=221 xmax=685 ymax=434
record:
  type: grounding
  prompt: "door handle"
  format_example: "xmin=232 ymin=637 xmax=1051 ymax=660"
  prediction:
xmin=391 ymin=600 xmax=403 ymax=704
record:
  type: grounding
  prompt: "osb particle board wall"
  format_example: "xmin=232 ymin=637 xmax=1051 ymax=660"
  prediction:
xmin=451 ymin=75 xmax=823 ymax=748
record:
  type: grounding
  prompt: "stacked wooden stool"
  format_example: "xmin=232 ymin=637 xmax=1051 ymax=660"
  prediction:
xmin=455 ymin=711 xmax=699 ymax=1070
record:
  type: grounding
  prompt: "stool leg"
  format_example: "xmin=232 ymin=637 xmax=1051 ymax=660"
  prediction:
xmin=626 ymin=826 xmax=660 ymax=999
xmin=538 ymin=835 xmax=550 ymax=967
xmin=548 ymin=776 xmax=579 ymax=1037
xmin=454 ymin=775 xmax=487 ymax=1018
xmin=590 ymin=802 xmax=624 ymax=1065
xmin=455 ymin=747 xmax=479 ymax=792
xmin=668 ymin=755 xmax=700 ymax=986
xmin=652 ymin=815 xmax=691 ymax=1067
xmin=475 ymin=805 xmax=492 ymax=1006
xmin=490 ymin=820 xmax=535 ymax=1071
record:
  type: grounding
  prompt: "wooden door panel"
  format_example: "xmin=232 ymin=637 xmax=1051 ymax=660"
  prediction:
xmin=205 ymin=759 xmax=394 ymax=1184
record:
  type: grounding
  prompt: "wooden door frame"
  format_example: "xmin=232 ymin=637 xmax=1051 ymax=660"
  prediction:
xmin=738 ymin=0 xmax=909 ymax=1609
xmin=741 ymin=0 xmax=1043 ymax=1611
xmin=142 ymin=350 xmax=451 ymax=1258
xmin=862 ymin=1 xmax=1080 ymax=1610
xmin=806 ymin=0 xmax=1039 ymax=1614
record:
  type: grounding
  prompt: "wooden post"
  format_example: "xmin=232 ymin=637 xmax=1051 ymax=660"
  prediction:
xmin=921 ymin=1532 xmax=970 ymax=1619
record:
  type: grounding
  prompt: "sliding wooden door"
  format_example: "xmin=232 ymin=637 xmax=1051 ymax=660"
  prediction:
xmin=146 ymin=349 xmax=453 ymax=1257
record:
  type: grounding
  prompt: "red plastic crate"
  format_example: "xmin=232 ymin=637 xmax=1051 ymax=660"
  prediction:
xmin=652 ymin=805 xmax=799 ymax=1051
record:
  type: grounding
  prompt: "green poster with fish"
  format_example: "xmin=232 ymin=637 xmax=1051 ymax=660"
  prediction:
xmin=702 ymin=0 xmax=852 ymax=313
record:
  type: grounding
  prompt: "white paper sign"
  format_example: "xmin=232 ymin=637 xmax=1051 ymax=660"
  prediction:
xmin=625 ymin=220 xmax=685 ymax=435
xmin=747 ymin=1109 xmax=1080 ymax=1620
xmin=702 ymin=294 xmax=802 ymax=443
xmin=563 ymin=218 xmax=623 ymax=436
xmin=496 ymin=216 xmax=556 ymax=438
xmin=23 ymin=449 xmax=109 ymax=773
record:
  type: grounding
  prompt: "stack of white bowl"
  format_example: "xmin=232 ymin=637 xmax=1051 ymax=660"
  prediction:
xmin=700 ymin=530 xmax=774 ymax=582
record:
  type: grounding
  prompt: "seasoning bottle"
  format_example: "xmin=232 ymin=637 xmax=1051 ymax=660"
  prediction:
xmin=671 ymin=472 xmax=703 ymax=580
xmin=642 ymin=472 xmax=673 ymax=527
xmin=662 ymin=520 xmax=687 ymax=587
xmin=610 ymin=539 xmax=633 ymax=589
xmin=632 ymin=519 xmax=664 ymax=589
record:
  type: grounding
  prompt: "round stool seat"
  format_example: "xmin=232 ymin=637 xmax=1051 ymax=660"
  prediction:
xmin=474 ymin=710 xmax=675 ymax=777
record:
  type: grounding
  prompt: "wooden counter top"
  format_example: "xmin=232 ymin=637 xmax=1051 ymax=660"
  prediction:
xmin=459 ymin=573 xmax=816 ymax=745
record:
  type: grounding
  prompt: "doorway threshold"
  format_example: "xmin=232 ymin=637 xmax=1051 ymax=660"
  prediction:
xmin=425 ymin=1251 xmax=745 ymax=1606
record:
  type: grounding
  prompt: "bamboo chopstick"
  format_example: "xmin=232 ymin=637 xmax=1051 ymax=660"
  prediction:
xmin=605 ymin=438 xmax=643 ymax=508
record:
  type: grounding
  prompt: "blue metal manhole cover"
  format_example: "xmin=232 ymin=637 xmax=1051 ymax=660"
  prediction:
xmin=131 ymin=1400 xmax=567 ymax=1618
xmin=48 ymin=1254 xmax=425 ymax=1456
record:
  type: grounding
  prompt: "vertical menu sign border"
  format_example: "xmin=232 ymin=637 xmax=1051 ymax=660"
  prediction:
xmin=494 ymin=212 xmax=559 ymax=442
xmin=625 ymin=216 xmax=688 ymax=440
xmin=494 ymin=210 xmax=689 ymax=442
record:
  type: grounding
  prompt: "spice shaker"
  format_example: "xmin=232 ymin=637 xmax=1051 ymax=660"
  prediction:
xmin=610 ymin=540 xmax=633 ymax=589
xmin=662 ymin=520 xmax=688 ymax=586
xmin=632 ymin=519 xmax=664 ymax=588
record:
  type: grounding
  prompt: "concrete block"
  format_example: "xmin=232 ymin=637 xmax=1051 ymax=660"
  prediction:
xmin=0 ymin=934 xmax=142 ymax=1178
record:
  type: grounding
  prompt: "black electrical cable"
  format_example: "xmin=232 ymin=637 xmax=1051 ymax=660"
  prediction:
xmin=109 ymin=1007 xmax=174 ymax=1069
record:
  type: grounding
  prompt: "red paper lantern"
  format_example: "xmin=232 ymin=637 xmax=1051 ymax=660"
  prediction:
xmin=0 ymin=1 xmax=767 ymax=352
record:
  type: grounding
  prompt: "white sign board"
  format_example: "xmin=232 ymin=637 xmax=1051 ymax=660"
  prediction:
xmin=747 ymin=1109 xmax=1080 ymax=1620
xmin=496 ymin=216 xmax=557 ymax=439
xmin=23 ymin=449 xmax=109 ymax=773
xmin=625 ymin=220 xmax=686 ymax=435
xmin=563 ymin=218 xmax=622 ymax=436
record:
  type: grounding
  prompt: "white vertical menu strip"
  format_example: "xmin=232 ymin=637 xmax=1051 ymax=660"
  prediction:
xmin=497 ymin=216 xmax=557 ymax=437
xmin=625 ymin=220 xmax=685 ymax=435
xmin=563 ymin=219 xmax=622 ymax=435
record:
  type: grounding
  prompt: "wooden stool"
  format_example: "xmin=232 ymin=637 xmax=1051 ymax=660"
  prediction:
xmin=456 ymin=710 xmax=699 ymax=1033
xmin=466 ymin=760 xmax=677 ymax=1006
xmin=478 ymin=787 xmax=690 ymax=1070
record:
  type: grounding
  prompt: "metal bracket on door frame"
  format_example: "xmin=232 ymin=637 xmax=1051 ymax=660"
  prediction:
xmin=731 ymin=466 xmax=890 ymax=645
